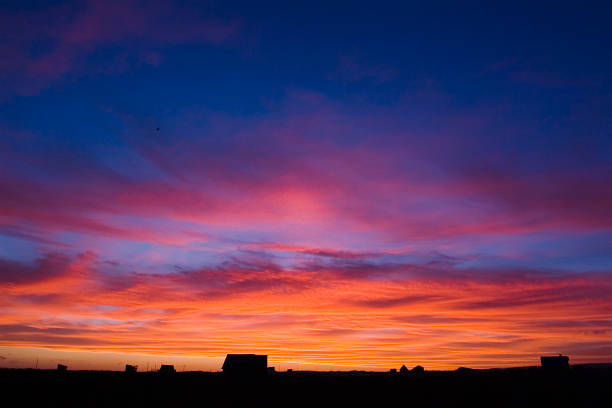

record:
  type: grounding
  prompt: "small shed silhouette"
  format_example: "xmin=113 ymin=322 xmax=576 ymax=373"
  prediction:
xmin=125 ymin=364 xmax=138 ymax=373
xmin=57 ymin=364 xmax=67 ymax=371
xmin=222 ymin=354 xmax=268 ymax=376
xmin=541 ymin=355 xmax=569 ymax=369
xmin=159 ymin=364 xmax=176 ymax=374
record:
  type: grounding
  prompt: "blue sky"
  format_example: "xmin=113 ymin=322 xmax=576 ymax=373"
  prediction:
xmin=0 ymin=0 xmax=611 ymax=370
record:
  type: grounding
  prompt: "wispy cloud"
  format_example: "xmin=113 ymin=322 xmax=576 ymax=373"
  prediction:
xmin=1 ymin=250 xmax=610 ymax=368
xmin=0 ymin=0 xmax=238 ymax=96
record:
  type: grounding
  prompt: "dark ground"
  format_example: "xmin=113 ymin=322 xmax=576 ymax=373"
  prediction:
xmin=1 ymin=365 xmax=611 ymax=407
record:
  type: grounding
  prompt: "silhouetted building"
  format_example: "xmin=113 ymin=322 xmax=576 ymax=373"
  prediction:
xmin=159 ymin=364 xmax=175 ymax=374
xmin=411 ymin=365 xmax=424 ymax=373
xmin=389 ymin=368 xmax=397 ymax=374
xmin=57 ymin=364 xmax=67 ymax=371
xmin=541 ymin=355 xmax=569 ymax=369
xmin=222 ymin=354 xmax=268 ymax=376
xmin=125 ymin=364 xmax=138 ymax=373
xmin=399 ymin=365 xmax=409 ymax=374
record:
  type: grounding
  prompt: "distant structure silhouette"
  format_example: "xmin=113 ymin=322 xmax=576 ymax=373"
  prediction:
xmin=159 ymin=364 xmax=176 ymax=374
xmin=389 ymin=368 xmax=397 ymax=374
xmin=541 ymin=355 xmax=569 ymax=369
xmin=399 ymin=365 xmax=409 ymax=374
xmin=222 ymin=354 xmax=268 ymax=376
xmin=125 ymin=364 xmax=138 ymax=373
xmin=57 ymin=364 xmax=67 ymax=371
xmin=411 ymin=365 xmax=425 ymax=374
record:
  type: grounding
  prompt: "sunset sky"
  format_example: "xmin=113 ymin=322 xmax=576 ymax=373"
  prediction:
xmin=1 ymin=1 xmax=611 ymax=371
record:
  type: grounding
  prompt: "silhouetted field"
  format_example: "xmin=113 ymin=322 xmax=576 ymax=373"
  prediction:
xmin=2 ymin=365 xmax=611 ymax=407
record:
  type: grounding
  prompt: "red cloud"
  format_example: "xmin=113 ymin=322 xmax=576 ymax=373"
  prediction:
xmin=1 ymin=251 xmax=611 ymax=369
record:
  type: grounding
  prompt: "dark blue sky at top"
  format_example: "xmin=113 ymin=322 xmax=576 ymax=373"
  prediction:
xmin=4 ymin=1 xmax=611 ymax=151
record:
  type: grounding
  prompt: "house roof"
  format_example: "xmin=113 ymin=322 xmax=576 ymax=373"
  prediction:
xmin=222 ymin=354 xmax=267 ymax=369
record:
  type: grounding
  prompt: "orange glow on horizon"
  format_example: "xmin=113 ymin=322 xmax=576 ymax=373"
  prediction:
xmin=1 ymin=252 xmax=610 ymax=371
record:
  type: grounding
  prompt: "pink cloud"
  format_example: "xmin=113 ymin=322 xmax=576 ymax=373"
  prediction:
xmin=1 ymin=92 xmax=610 ymax=249
xmin=0 ymin=0 xmax=238 ymax=95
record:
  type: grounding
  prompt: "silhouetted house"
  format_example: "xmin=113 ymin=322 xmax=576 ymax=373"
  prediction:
xmin=389 ymin=368 xmax=397 ymax=374
xmin=159 ymin=364 xmax=176 ymax=374
xmin=541 ymin=355 xmax=569 ymax=369
xmin=125 ymin=364 xmax=138 ymax=373
xmin=222 ymin=354 xmax=268 ymax=376
xmin=411 ymin=365 xmax=424 ymax=374
xmin=57 ymin=364 xmax=67 ymax=371
xmin=399 ymin=365 xmax=409 ymax=374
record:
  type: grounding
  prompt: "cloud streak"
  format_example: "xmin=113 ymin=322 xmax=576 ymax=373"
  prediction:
xmin=0 ymin=0 xmax=237 ymax=96
xmin=0 ymin=1 xmax=610 ymax=370
xmin=1 ymin=251 xmax=611 ymax=368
